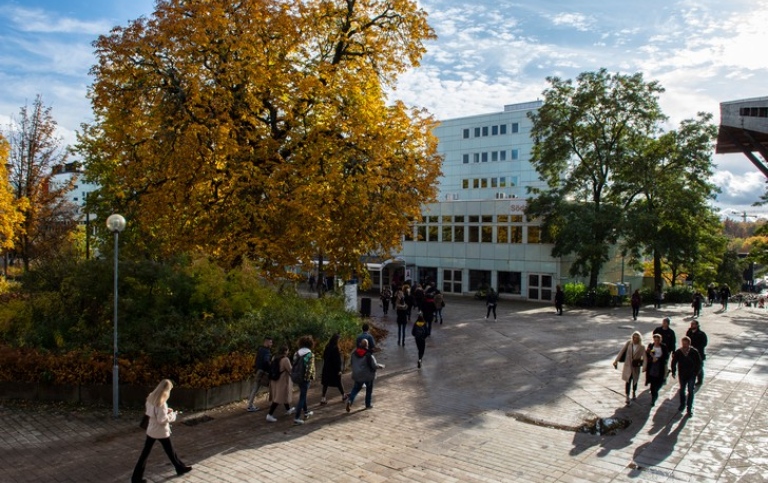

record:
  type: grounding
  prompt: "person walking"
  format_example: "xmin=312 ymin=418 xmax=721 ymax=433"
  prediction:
xmin=554 ymin=285 xmax=564 ymax=316
xmin=671 ymin=336 xmax=703 ymax=417
xmin=346 ymin=339 xmax=384 ymax=412
xmin=630 ymin=289 xmax=641 ymax=320
xmin=686 ymin=320 xmax=708 ymax=385
xmin=131 ymin=379 xmax=192 ymax=482
xmin=422 ymin=284 xmax=436 ymax=336
xmin=320 ymin=334 xmax=347 ymax=405
xmin=691 ymin=291 xmax=704 ymax=318
xmin=434 ymin=290 xmax=445 ymax=324
xmin=654 ymin=284 xmax=664 ymax=309
xmin=707 ymin=284 xmax=717 ymax=307
xmin=292 ymin=336 xmax=316 ymax=425
xmin=653 ymin=317 xmax=677 ymax=374
xmin=404 ymin=284 xmax=414 ymax=320
xmin=645 ymin=334 xmax=670 ymax=406
xmin=613 ymin=331 xmax=646 ymax=405
xmin=395 ymin=289 xmax=409 ymax=346
xmin=265 ymin=346 xmax=295 ymax=422
xmin=380 ymin=286 xmax=392 ymax=315
xmin=355 ymin=323 xmax=376 ymax=352
xmin=412 ymin=314 xmax=428 ymax=369
xmin=720 ymin=284 xmax=731 ymax=311
xmin=246 ymin=336 xmax=273 ymax=412
xmin=485 ymin=287 xmax=498 ymax=320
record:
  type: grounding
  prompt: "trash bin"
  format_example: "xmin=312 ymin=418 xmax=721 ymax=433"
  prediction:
xmin=360 ymin=297 xmax=371 ymax=317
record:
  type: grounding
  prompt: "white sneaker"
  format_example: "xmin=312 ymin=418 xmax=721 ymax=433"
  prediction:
xmin=304 ymin=411 xmax=314 ymax=419
xmin=293 ymin=418 xmax=304 ymax=425
xmin=266 ymin=414 xmax=277 ymax=423
xmin=286 ymin=407 xmax=296 ymax=415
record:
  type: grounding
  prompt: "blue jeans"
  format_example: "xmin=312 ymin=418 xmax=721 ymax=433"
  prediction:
xmin=679 ymin=376 xmax=696 ymax=411
xmin=349 ymin=380 xmax=374 ymax=408
xmin=297 ymin=381 xmax=310 ymax=416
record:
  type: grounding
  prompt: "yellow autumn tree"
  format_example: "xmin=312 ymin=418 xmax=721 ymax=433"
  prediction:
xmin=0 ymin=134 xmax=26 ymax=262
xmin=78 ymin=0 xmax=441 ymax=278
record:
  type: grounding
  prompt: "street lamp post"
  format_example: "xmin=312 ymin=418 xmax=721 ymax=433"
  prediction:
xmin=106 ymin=214 xmax=126 ymax=418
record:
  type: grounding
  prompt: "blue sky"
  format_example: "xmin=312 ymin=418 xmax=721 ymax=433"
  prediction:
xmin=2 ymin=0 xmax=768 ymax=218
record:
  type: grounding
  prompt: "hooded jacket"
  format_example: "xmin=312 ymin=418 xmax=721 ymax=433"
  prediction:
xmin=350 ymin=347 xmax=379 ymax=383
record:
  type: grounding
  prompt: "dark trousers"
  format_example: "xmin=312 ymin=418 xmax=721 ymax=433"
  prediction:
xmin=648 ymin=377 xmax=663 ymax=404
xmin=632 ymin=306 xmax=639 ymax=319
xmin=382 ymin=299 xmax=390 ymax=314
xmin=132 ymin=436 xmax=186 ymax=482
xmin=397 ymin=322 xmax=407 ymax=344
xmin=296 ymin=381 xmax=310 ymax=417
xmin=679 ymin=376 xmax=696 ymax=411
xmin=625 ymin=374 xmax=638 ymax=396
xmin=486 ymin=304 xmax=496 ymax=319
xmin=322 ymin=382 xmax=345 ymax=397
xmin=435 ymin=308 xmax=443 ymax=323
xmin=415 ymin=337 xmax=426 ymax=360
xmin=423 ymin=308 xmax=434 ymax=335
xmin=268 ymin=402 xmax=291 ymax=415
xmin=349 ymin=380 xmax=374 ymax=408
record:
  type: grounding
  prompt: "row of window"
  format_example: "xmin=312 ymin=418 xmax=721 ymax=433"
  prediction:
xmin=462 ymin=150 xmax=520 ymax=163
xmin=419 ymin=215 xmax=526 ymax=223
xmin=405 ymin=225 xmax=542 ymax=244
xmin=740 ymin=106 xmax=768 ymax=118
xmin=462 ymin=177 xmax=518 ymax=189
xmin=462 ymin=123 xmax=520 ymax=138
xmin=444 ymin=269 xmax=552 ymax=298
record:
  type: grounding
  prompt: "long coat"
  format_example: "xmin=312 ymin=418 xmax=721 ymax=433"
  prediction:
xmin=321 ymin=344 xmax=344 ymax=388
xmin=614 ymin=340 xmax=646 ymax=382
xmin=269 ymin=356 xmax=292 ymax=405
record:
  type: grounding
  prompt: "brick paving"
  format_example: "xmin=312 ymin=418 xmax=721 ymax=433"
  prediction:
xmin=2 ymin=295 xmax=768 ymax=482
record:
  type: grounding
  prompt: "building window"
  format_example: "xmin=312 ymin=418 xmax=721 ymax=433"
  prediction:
xmin=511 ymin=123 xmax=519 ymax=133
xmin=404 ymin=226 xmax=414 ymax=241
xmin=473 ymin=179 xmax=479 ymax=188
xmin=500 ymin=150 xmax=507 ymax=161
xmin=491 ymin=151 xmax=498 ymax=162
xmin=510 ymin=176 xmax=518 ymax=187
xmin=474 ymin=127 xmax=481 ymax=137
xmin=482 ymin=215 xmax=493 ymax=223
xmin=442 ymin=226 xmax=453 ymax=242
xmin=443 ymin=269 xmax=463 ymax=294
xmin=462 ymin=179 xmax=469 ymax=189
xmin=527 ymin=226 xmax=542 ymax=243
xmin=454 ymin=216 xmax=465 ymax=223
xmin=473 ymin=153 xmax=480 ymax=163
xmin=482 ymin=126 xmax=489 ymax=136
xmin=428 ymin=225 xmax=438 ymax=242
xmin=468 ymin=215 xmax=479 ymax=223
xmin=428 ymin=216 xmax=438 ymax=223
xmin=469 ymin=270 xmax=491 ymax=291
xmin=492 ymin=125 xmax=499 ymax=135
xmin=497 ymin=226 xmax=508 ymax=243
xmin=510 ymin=215 xmax=523 ymax=223
xmin=454 ymin=225 xmax=465 ymax=242
xmin=463 ymin=128 xmax=470 ymax=138
xmin=469 ymin=226 xmax=479 ymax=242
xmin=481 ymin=226 xmax=493 ymax=243
xmin=500 ymin=177 xmax=506 ymax=187
xmin=417 ymin=225 xmax=427 ymax=241
xmin=463 ymin=154 xmax=469 ymax=164
xmin=510 ymin=226 xmax=522 ymax=243
xmin=481 ymin=152 xmax=488 ymax=162
xmin=481 ymin=178 xmax=488 ymax=188
xmin=491 ymin=178 xmax=498 ymax=188
xmin=497 ymin=214 xmax=508 ymax=223
xmin=511 ymin=149 xmax=519 ymax=160
xmin=442 ymin=216 xmax=451 ymax=223
xmin=500 ymin=124 xmax=507 ymax=134
xmin=498 ymin=271 xmax=522 ymax=295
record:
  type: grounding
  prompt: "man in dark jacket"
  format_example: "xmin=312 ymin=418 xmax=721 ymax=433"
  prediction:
xmin=346 ymin=339 xmax=384 ymax=411
xmin=671 ymin=336 xmax=702 ymax=417
xmin=686 ymin=320 xmax=708 ymax=385
xmin=246 ymin=336 xmax=273 ymax=411
xmin=653 ymin=317 xmax=677 ymax=355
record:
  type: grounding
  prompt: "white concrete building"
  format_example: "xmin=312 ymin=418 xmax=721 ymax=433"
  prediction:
xmin=389 ymin=101 xmax=567 ymax=300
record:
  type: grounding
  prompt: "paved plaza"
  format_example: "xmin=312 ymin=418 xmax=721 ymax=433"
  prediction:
xmin=2 ymin=294 xmax=768 ymax=482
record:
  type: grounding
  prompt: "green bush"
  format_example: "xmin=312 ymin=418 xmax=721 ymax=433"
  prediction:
xmin=0 ymin=255 xmax=361 ymax=385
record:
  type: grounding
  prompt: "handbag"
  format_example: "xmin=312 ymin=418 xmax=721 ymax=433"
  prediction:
xmin=632 ymin=359 xmax=643 ymax=368
xmin=618 ymin=342 xmax=628 ymax=363
xmin=139 ymin=414 xmax=149 ymax=430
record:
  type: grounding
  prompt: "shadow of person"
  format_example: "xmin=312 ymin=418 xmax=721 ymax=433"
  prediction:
xmin=629 ymin=411 xmax=688 ymax=476
xmin=569 ymin=394 xmax=652 ymax=458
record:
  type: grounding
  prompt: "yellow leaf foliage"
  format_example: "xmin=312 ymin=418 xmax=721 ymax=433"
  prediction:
xmin=79 ymin=0 xmax=442 ymax=277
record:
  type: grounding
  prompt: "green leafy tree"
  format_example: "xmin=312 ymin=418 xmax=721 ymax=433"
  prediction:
xmin=621 ymin=113 xmax=719 ymax=288
xmin=77 ymin=0 xmax=441 ymax=279
xmin=527 ymin=69 xmax=665 ymax=288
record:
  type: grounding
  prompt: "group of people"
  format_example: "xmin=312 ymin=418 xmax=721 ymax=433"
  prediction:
xmin=613 ymin=317 xmax=708 ymax=417
xmin=385 ymin=280 xmax=445 ymax=346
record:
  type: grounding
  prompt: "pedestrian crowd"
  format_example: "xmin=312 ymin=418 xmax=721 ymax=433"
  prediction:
xmin=613 ymin=316 xmax=707 ymax=418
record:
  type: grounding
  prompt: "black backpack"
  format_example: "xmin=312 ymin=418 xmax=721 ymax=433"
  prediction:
xmin=291 ymin=352 xmax=310 ymax=384
xmin=269 ymin=357 xmax=282 ymax=381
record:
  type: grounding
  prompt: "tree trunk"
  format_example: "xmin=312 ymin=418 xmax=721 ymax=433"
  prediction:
xmin=653 ymin=247 xmax=662 ymax=292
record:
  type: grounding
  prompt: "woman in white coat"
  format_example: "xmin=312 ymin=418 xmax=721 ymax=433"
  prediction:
xmin=131 ymin=379 xmax=192 ymax=482
xmin=612 ymin=331 xmax=646 ymax=405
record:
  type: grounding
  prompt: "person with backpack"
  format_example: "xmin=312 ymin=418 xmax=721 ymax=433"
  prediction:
xmin=434 ymin=290 xmax=445 ymax=325
xmin=422 ymin=284 xmax=437 ymax=336
xmin=291 ymin=336 xmax=316 ymax=425
xmin=265 ymin=346 xmax=295 ymax=422
xmin=345 ymin=338 xmax=384 ymax=412
xmin=246 ymin=336 xmax=273 ymax=412
xmin=412 ymin=314 xmax=428 ymax=369
xmin=380 ymin=286 xmax=392 ymax=315
xmin=395 ymin=289 xmax=409 ymax=346
xmin=320 ymin=334 xmax=347 ymax=405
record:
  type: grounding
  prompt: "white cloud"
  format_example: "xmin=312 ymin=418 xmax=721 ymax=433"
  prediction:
xmin=1 ymin=6 xmax=112 ymax=35
xmin=548 ymin=12 xmax=596 ymax=32
xmin=712 ymin=169 xmax=767 ymax=206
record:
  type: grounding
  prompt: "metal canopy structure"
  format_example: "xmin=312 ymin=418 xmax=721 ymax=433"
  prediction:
xmin=716 ymin=96 xmax=768 ymax=178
